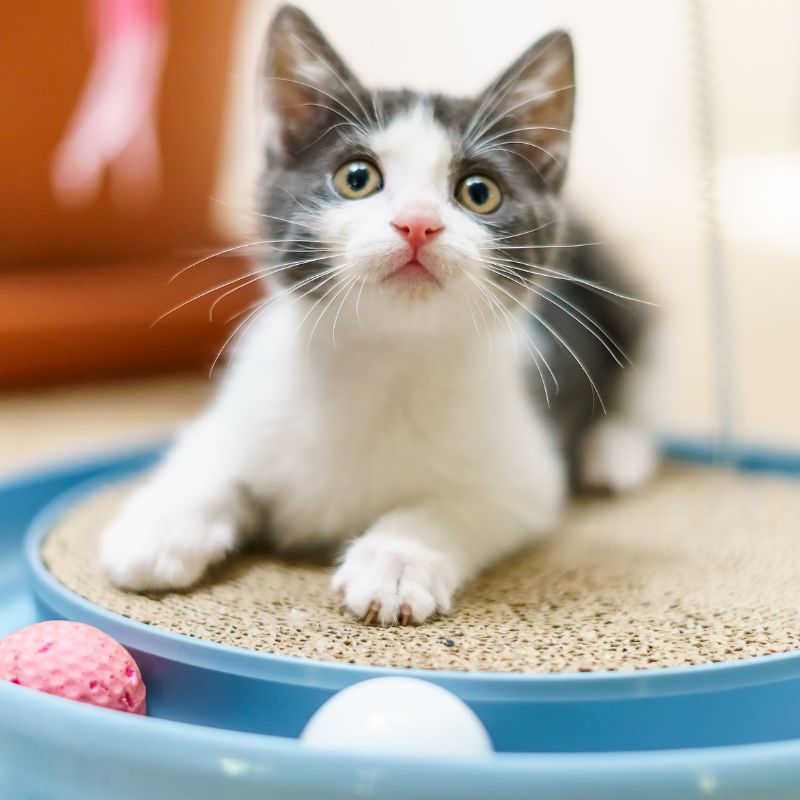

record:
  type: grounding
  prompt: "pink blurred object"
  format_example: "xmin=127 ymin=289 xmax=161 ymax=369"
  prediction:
xmin=51 ymin=0 xmax=167 ymax=209
xmin=0 ymin=621 xmax=147 ymax=715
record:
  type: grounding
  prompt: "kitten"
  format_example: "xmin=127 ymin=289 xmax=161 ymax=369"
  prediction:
xmin=100 ymin=5 xmax=655 ymax=625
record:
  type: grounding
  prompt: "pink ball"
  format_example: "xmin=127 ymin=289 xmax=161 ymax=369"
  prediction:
xmin=0 ymin=621 xmax=146 ymax=715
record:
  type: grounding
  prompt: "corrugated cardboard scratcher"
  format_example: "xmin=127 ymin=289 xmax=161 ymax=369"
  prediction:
xmin=41 ymin=464 xmax=800 ymax=673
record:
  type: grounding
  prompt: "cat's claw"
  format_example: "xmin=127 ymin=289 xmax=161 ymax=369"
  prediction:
xmin=359 ymin=601 xmax=418 ymax=626
xmin=364 ymin=601 xmax=381 ymax=626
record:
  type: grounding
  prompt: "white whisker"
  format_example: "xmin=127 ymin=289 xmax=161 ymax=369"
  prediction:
xmin=485 ymin=264 xmax=629 ymax=368
xmin=208 ymin=254 xmax=343 ymax=320
xmin=480 ymin=139 xmax=564 ymax=172
xmin=209 ymin=266 xmax=348 ymax=377
xmin=330 ymin=274 xmax=361 ymax=347
xmin=267 ymin=76 xmax=369 ymax=135
xmin=467 ymin=273 xmax=556 ymax=406
xmin=298 ymin=119 xmax=362 ymax=152
xmin=485 ymin=255 xmax=654 ymax=305
xmin=277 ymin=185 xmax=322 ymax=216
xmin=291 ymin=265 xmax=354 ymax=347
xmin=169 ymin=241 xmax=268 ymax=283
xmin=463 ymin=33 xmax=568 ymax=146
xmin=156 ymin=251 xmax=345 ymax=327
xmin=354 ymin=274 xmax=369 ymax=330
xmin=289 ymin=34 xmax=376 ymax=127
xmin=242 ymin=209 xmax=325 ymax=232
xmin=481 ymin=144 xmax=547 ymax=184
xmin=469 ymin=83 xmax=575 ymax=146
xmin=302 ymin=273 xmax=352 ymax=356
xmin=480 ymin=273 xmax=606 ymax=413
xmin=464 ymin=280 xmax=494 ymax=370
xmin=476 ymin=124 xmax=572 ymax=148
xmin=532 ymin=280 xmax=633 ymax=366
xmin=492 ymin=220 xmax=557 ymax=241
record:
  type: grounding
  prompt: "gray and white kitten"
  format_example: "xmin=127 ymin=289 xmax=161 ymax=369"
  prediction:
xmin=101 ymin=6 xmax=655 ymax=625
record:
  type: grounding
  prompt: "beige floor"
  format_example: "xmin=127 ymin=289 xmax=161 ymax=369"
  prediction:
xmin=0 ymin=376 xmax=212 ymax=477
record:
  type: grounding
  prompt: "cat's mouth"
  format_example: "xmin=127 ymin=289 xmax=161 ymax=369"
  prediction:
xmin=383 ymin=257 xmax=442 ymax=287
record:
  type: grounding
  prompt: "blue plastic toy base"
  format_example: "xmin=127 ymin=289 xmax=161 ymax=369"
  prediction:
xmin=3 ymin=442 xmax=800 ymax=799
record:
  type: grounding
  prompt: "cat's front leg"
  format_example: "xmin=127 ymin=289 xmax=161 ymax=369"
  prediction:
xmin=100 ymin=417 xmax=260 ymax=591
xmin=332 ymin=490 xmax=562 ymax=626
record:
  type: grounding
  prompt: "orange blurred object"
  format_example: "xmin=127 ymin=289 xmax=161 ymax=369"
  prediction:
xmin=0 ymin=255 xmax=260 ymax=389
xmin=0 ymin=0 xmax=261 ymax=388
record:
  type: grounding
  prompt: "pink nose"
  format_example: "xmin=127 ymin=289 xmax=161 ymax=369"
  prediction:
xmin=391 ymin=215 xmax=444 ymax=251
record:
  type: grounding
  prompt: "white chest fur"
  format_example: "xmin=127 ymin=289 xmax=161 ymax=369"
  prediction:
xmin=220 ymin=297 xmax=565 ymax=548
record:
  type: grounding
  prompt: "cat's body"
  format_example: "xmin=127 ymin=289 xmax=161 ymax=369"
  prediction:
xmin=101 ymin=6 xmax=655 ymax=625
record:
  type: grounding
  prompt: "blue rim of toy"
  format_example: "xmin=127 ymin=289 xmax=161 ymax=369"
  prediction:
xmin=5 ymin=441 xmax=800 ymax=799
xmin=22 ymin=438 xmax=800 ymax=702
xmin=6 ymin=672 xmax=800 ymax=799
xmin=661 ymin=437 xmax=800 ymax=476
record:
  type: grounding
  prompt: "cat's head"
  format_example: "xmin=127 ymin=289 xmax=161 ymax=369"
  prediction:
xmin=258 ymin=5 xmax=574 ymax=338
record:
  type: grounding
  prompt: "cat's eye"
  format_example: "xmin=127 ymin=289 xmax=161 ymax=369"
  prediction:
xmin=456 ymin=175 xmax=502 ymax=214
xmin=332 ymin=160 xmax=383 ymax=200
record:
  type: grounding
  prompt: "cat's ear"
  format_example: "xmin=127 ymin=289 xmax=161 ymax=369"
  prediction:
xmin=261 ymin=5 xmax=365 ymax=158
xmin=472 ymin=31 xmax=574 ymax=188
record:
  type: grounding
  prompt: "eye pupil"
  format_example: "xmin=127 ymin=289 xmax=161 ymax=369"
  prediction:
xmin=334 ymin=160 xmax=382 ymax=199
xmin=347 ymin=165 xmax=370 ymax=192
xmin=457 ymin=174 xmax=501 ymax=214
xmin=467 ymin=179 xmax=489 ymax=207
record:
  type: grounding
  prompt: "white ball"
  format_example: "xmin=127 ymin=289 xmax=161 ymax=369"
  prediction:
xmin=300 ymin=677 xmax=493 ymax=757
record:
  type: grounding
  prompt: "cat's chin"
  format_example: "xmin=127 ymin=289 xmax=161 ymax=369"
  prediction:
xmin=346 ymin=280 xmax=472 ymax=339
xmin=385 ymin=278 xmax=442 ymax=303
xmin=380 ymin=261 xmax=445 ymax=304
xmin=387 ymin=282 xmax=441 ymax=304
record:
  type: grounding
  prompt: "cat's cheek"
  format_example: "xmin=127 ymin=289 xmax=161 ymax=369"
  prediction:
xmin=436 ymin=211 xmax=495 ymax=279
xmin=318 ymin=197 xmax=390 ymax=247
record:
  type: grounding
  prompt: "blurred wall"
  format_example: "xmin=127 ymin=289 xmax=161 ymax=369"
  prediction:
xmin=212 ymin=0 xmax=800 ymax=448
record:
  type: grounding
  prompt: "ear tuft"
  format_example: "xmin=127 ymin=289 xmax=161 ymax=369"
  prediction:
xmin=468 ymin=30 xmax=575 ymax=189
xmin=261 ymin=5 xmax=365 ymax=158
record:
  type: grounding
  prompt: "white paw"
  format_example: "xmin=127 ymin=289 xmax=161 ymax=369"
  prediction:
xmin=100 ymin=484 xmax=247 ymax=591
xmin=331 ymin=534 xmax=459 ymax=626
xmin=580 ymin=419 xmax=657 ymax=493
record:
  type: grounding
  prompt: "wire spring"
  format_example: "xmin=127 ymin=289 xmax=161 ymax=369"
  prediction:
xmin=686 ymin=0 xmax=737 ymax=465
